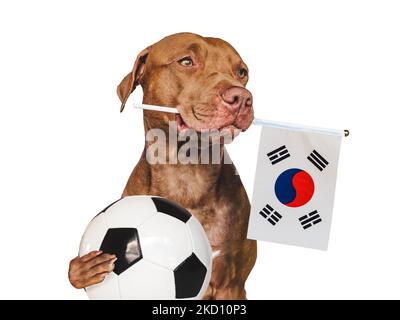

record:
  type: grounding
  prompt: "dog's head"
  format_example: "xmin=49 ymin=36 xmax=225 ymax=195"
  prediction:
xmin=117 ymin=32 xmax=254 ymax=139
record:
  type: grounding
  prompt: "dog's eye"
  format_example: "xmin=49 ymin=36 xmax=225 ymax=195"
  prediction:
xmin=238 ymin=68 xmax=248 ymax=79
xmin=178 ymin=57 xmax=194 ymax=67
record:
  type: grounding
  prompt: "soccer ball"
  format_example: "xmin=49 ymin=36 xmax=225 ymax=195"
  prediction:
xmin=79 ymin=195 xmax=212 ymax=300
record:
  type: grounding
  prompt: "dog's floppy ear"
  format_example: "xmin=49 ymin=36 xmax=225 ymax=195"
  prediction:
xmin=117 ymin=47 xmax=151 ymax=112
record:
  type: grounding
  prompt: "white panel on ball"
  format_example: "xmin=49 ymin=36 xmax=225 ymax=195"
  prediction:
xmin=79 ymin=214 xmax=107 ymax=255
xmin=85 ymin=272 xmax=120 ymax=300
xmin=118 ymin=259 xmax=175 ymax=299
xmin=103 ymin=196 xmax=157 ymax=228
xmin=186 ymin=217 xmax=212 ymax=268
xmin=139 ymin=213 xmax=192 ymax=270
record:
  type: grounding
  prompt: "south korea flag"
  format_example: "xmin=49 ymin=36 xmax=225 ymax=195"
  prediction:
xmin=247 ymin=124 xmax=342 ymax=250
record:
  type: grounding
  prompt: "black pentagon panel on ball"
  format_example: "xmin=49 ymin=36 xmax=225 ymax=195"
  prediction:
xmin=174 ymin=253 xmax=207 ymax=298
xmin=100 ymin=228 xmax=143 ymax=275
xmin=151 ymin=197 xmax=191 ymax=223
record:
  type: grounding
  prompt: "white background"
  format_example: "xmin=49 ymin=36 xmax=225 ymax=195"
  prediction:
xmin=0 ymin=0 xmax=399 ymax=299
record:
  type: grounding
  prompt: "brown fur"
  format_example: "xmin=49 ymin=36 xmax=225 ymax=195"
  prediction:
xmin=119 ymin=33 xmax=257 ymax=300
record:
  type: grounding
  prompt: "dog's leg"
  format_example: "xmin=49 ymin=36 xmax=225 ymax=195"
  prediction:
xmin=202 ymin=240 xmax=256 ymax=300
xmin=203 ymin=283 xmax=247 ymax=300
xmin=213 ymin=285 xmax=247 ymax=300
xmin=202 ymin=285 xmax=216 ymax=300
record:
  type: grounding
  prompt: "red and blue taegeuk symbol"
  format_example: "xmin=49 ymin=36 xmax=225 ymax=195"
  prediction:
xmin=274 ymin=168 xmax=315 ymax=207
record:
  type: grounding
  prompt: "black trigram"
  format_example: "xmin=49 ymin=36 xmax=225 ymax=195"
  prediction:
xmin=267 ymin=145 xmax=290 ymax=165
xmin=259 ymin=204 xmax=282 ymax=226
xmin=307 ymin=150 xmax=329 ymax=171
xmin=299 ymin=210 xmax=322 ymax=229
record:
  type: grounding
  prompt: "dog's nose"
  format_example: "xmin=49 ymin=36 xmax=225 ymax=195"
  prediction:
xmin=221 ymin=87 xmax=253 ymax=114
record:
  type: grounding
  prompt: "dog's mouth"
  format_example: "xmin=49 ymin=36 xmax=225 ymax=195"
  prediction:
xmin=176 ymin=114 xmax=191 ymax=132
xmin=175 ymin=114 xmax=243 ymax=137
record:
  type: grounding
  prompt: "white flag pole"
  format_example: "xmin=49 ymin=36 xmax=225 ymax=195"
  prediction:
xmin=132 ymin=103 xmax=349 ymax=137
xmin=133 ymin=103 xmax=180 ymax=114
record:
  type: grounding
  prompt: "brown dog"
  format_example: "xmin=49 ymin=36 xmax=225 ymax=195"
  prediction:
xmin=69 ymin=32 xmax=257 ymax=300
